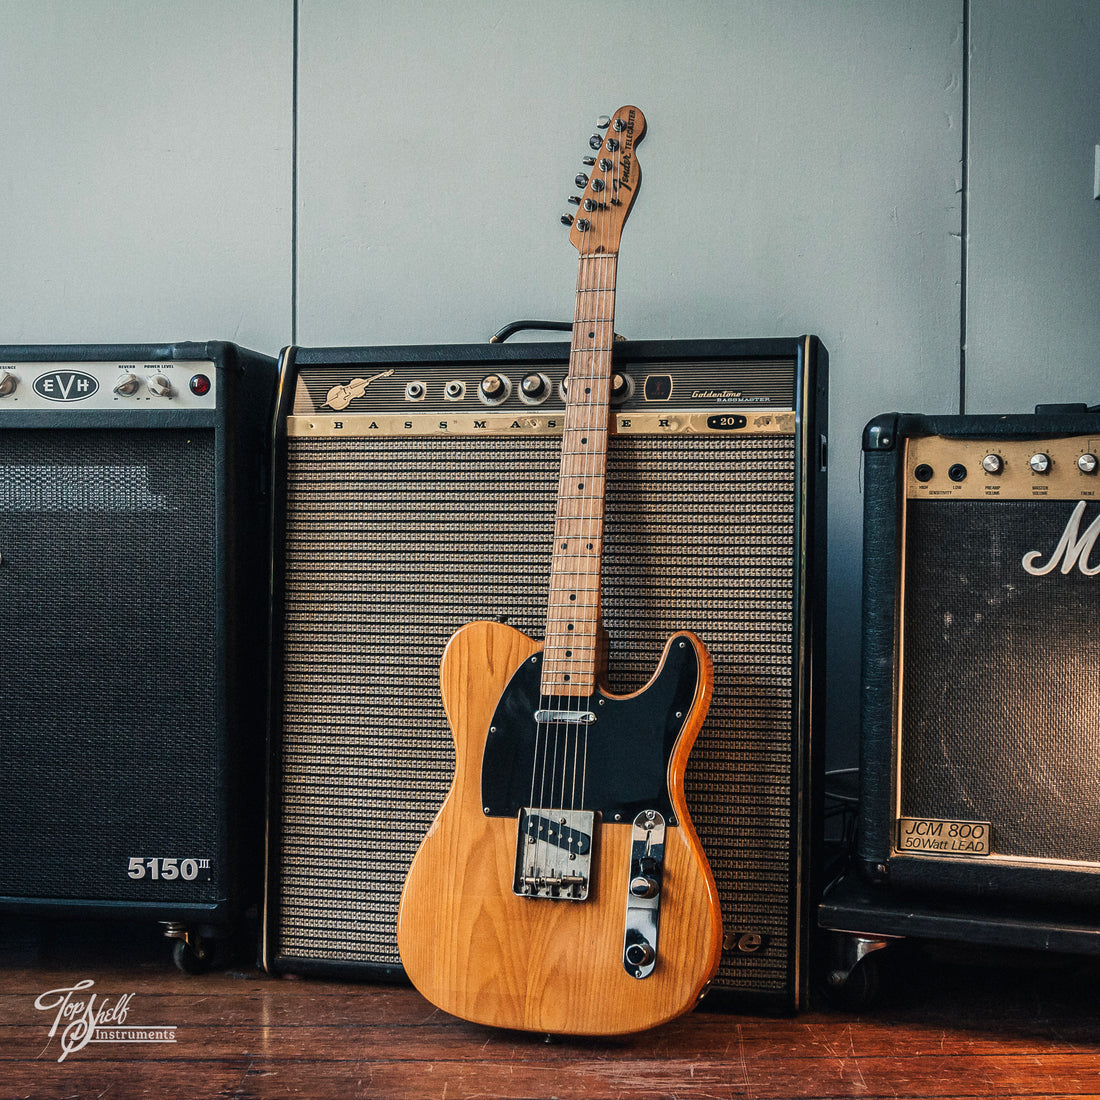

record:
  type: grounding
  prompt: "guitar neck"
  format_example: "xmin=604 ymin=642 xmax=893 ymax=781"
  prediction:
xmin=541 ymin=251 xmax=618 ymax=698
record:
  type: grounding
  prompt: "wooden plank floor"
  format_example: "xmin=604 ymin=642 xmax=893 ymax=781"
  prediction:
xmin=1 ymin=915 xmax=1099 ymax=1099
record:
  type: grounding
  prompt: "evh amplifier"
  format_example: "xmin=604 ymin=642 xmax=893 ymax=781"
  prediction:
xmin=0 ymin=342 xmax=275 ymax=967
xmin=264 ymin=336 xmax=827 ymax=1010
xmin=859 ymin=406 xmax=1100 ymax=907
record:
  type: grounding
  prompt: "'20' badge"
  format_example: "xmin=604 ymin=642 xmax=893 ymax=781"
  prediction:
xmin=33 ymin=370 xmax=99 ymax=402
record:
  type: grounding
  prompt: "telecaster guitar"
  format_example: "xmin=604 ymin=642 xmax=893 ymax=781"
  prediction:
xmin=397 ymin=105 xmax=722 ymax=1036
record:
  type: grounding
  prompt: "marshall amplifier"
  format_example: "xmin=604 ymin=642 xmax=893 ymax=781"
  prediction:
xmin=0 ymin=342 xmax=275 ymax=968
xmin=264 ymin=336 xmax=828 ymax=1011
xmin=858 ymin=405 xmax=1100 ymax=908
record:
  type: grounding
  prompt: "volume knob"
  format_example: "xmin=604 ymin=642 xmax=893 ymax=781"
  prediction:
xmin=148 ymin=375 xmax=173 ymax=398
xmin=1030 ymin=453 xmax=1051 ymax=474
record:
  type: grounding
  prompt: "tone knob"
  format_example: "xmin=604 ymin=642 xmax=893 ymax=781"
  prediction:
xmin=148 ymin=375 xmax=173 ymax=398
xmin=1078 ymin=453 xmax=1098 ymax=474
xmin=981 ymin=454 xmax=1004 ymax=474
xmin=113 ymin=374 xmax=141 ymax=396
xmin=629 ymin=874 xmax=660 ymax=899
xmin=1029 ymin=452 xmax=1051 ymax=474
xmin=0 ymin=371 xmax=17 ymax=397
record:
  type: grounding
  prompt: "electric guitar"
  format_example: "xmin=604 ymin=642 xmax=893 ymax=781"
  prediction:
xmin=396 ymin=105 xmax=722 ymax=1035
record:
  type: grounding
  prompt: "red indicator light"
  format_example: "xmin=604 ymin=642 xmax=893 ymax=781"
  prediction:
xmin=189 ymin=374 xmax=211 ymax=396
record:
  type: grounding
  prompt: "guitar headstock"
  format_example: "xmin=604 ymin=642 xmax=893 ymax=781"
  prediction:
xmin=563 ymin=105 xmax=646 ymax=255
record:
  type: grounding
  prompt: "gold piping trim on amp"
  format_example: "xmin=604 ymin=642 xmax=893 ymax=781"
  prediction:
xmin=286 ymin=410 xmax=797 ymax=438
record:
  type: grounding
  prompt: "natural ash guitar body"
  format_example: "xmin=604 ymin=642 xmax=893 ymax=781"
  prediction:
xmin=396 ymin=619 xmax=722 ymax=1036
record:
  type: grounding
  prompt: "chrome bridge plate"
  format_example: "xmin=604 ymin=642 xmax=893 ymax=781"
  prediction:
xmin=532 ymin=708 xmax=596 ymax=724
xmin=513 ymin=808 xmax=594 ymax=900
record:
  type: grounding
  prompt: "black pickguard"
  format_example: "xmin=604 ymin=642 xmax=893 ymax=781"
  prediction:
xmin=480 ymin=638 xmax=701 ymax=822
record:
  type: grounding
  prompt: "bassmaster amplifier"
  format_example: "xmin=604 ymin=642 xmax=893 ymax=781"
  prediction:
xmin=264 ymin=336 xmax=827 ymax=1011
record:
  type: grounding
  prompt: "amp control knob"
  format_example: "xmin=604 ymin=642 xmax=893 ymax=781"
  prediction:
xmin=113 ymin=374 xmax=141 ymax=396
xmin=981 ymin=454 xmax=1004 ymax=474
xmin=610 ymin=372 xmax=632 ymax=403
xmin=1029 ymin=452 xmax=1051 ymax=474
xmin=148 ymin=375 xmax=173 ymax=398
xmin=1079 ymin=453 xmax=1098 ymax=474
xmin=520 ymin=373 xmax=548 ymax=400
xmin=478 ymin=374 xmax=509 ymax=403
xmin=0 ymin=371 xmax=17 ymax=397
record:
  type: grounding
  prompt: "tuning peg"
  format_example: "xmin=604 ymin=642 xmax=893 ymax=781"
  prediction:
xmin=574 ymin=172 xmax=589 ymax=188
xmin=582 ymin=156 xmax=596 ymax=167
xmin=567 ymin=195 xmax=581 ymax=205
xmin=583 ymin=198 xmax=598 ymax=212
xmin=589 ymin=134 xmax=603 ymax=150
xmin=597 ymin=115 xmax=611 ymax=129
xmin=561 ymin=213 xmax=574 ymax=226
xmin=575 ymin=218 xmax=591 ymax=232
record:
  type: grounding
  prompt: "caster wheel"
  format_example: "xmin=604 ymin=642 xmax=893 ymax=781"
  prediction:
xmin=171 ymin=936 xmax=214 ymax=975
xmin=827 ymin=952 xmax=881 ymax=1009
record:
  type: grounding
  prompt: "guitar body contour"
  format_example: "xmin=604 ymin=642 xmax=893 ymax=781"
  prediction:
xmin=396 ymin=619 xmax=722 ymax=1035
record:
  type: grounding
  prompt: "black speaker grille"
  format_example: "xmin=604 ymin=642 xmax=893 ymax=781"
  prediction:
xmin=901 ymin=498 xmax=1100 ymax=863
xmin=0 ymin=429 xmax=222 ymax=902
xmin=273 ymin=430 xmax=804 ymax=997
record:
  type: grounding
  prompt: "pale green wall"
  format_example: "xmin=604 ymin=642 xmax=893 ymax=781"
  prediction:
xmin=2 ymin=0 xmax=1097 ymax=773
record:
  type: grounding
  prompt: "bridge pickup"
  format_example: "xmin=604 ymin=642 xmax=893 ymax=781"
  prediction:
xmin=522 ymin=812 xmax=592 ymax=855
xmin=533 ymin=708 xmax=596 ymax=724
xmin=513 ymin=808 xmax=594 ymax=900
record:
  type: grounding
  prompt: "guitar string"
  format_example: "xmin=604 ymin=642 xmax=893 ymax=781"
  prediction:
xmin=526 ymin=227 xmax=588 ymax=886
xmin=527 ymin=119 xmax=622 ymax=888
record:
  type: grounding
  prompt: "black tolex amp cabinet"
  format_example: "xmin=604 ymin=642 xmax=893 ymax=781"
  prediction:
xmin=264 ymin=336 xmax=828 ymax=1011
xmin=857 ymin=406 xmax=1100 ymax=907
xmin=818 ymin=404 xmax=1100 ymax=998
xmin=0 ymin=342 xmax=275 ymax=969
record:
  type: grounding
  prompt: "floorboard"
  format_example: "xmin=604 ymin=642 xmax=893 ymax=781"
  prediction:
xmin=0 ymin=915 xmax=1098 ymax=1099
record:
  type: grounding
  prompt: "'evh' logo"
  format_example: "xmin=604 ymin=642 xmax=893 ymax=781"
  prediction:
xmin=1022 ymin=501 xmax=1100 ymax=576
xmin=33 ymin=370 xmax=99 ymax=402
